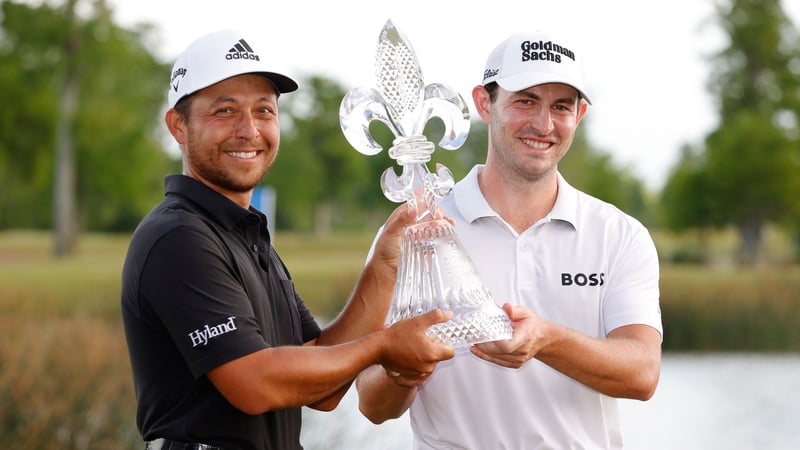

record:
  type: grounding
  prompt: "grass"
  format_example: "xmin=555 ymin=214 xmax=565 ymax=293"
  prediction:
xmin=272 ymin=232 xmax=375 ymax=318
xmin=0 ymin=231 xmax=138 ymax=448
xmin=660 ymin=265 xmax=800 ymax=350
xmin=0 ymin=230 xmax=376 ymax=448
xmin=1 ymin=228 xmax=799 ymax=448
xmin=0 ymin=230 xmax=374 ymax=319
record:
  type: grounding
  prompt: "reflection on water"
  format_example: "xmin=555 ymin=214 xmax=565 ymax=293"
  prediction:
xmin=301 ymin=384 xmax=413 ymax=450
xmin=301 ymin=353 xmax=800 ymax=450
xmin=622 ymin=353 xmax=800 ymax=450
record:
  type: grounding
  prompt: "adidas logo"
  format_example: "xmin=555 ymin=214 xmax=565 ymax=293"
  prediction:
xmin=226 ymin=39 xmax=260 ymax=61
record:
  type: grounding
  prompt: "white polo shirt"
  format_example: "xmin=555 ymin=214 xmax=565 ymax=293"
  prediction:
xmin=409 ymin=165 xmax=662 ymax=450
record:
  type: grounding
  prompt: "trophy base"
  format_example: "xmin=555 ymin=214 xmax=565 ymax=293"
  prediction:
xmin=426 ymin=302 xmax=513 ymax=349
xmin=389 ymin=218 xmax=513 ymax=349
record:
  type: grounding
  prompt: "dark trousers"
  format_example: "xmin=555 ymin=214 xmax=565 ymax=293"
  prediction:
xmin=145 ymin=438 xmax=223 ymax=450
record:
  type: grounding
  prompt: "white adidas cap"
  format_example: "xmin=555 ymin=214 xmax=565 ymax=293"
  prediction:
xmin=482 ymin=31 xmax=591 ymax=104
xmin=168 ymin=29 xmax=298 ymax=108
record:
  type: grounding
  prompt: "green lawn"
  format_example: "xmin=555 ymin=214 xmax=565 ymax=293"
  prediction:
xmin=1 ymin=229 xmax=798 ymax=448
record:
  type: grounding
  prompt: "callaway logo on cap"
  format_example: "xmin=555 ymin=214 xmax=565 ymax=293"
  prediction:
xmin=482 ymin=31 xmax=591 ymax=104
xmin=168 ymin=29 xmax=298 ymax=108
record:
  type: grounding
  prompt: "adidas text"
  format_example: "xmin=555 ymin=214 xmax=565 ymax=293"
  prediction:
xmin=226 ymin=52 xmax=260 ymax=61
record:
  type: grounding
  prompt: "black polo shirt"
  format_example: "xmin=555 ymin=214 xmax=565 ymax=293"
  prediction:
xmin=121 ymin=175 xmax=321 ymax=450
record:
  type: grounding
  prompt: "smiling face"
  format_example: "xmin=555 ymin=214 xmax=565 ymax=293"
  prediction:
xmin=474 ymin=82 xmax=587 ymax=184
xmin=165 ymin=74 xmax=281 ymax=208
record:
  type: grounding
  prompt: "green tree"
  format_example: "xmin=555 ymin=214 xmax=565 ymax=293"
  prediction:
xmin=699 ymin=0 xmax=800 ymax=264
xmin=705 ymin=111 xmax=799 ymax=262
xmin=0 ymin=1 xmax=62 ymax=231
xmin=270 ymin=76 xmax=376 ymax=233
xmin=661 ymin=0 xmax=800 ymax=264
xmin=559 ymin=122 xmax=650 ymax=222
xmin=0 ymin=0 xmax=175 ymax=249
xmin=660 ymin=144 xmax=723 ymax=262
xmin=266 ymin=72 xmax=645 ymax=234
xmin=271 ymin=75 xmax=479 ymax=233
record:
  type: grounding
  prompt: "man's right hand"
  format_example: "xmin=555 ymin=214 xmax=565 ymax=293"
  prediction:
xmin=379 ymin=309 xmax=455 ymax=381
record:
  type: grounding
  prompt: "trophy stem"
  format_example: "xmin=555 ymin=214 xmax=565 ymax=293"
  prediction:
xmin=382 ymin=136 xmax=442 ymax=222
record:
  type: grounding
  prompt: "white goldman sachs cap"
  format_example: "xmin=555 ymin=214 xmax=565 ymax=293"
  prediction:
xmin=482 ymin=31 xmax=591 ymax=104
xmin=168 ymin=29 xmax=299 ymax=108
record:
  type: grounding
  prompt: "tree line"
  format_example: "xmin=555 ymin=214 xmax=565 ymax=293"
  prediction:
xmin=0 ymin=0 xmax=798 ymax=265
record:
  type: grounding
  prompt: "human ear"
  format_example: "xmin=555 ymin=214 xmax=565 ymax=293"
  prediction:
xmin=575 ymin=99 xmax=589 ymax=124
xmin=164 ymin=108 xmax=187 ymax=145
xmin=471 ymin=85 xmax=492 ymax=125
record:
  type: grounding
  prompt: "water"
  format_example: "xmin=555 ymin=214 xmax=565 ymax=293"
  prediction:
xmin=301 ymin=353 xmax=800 ymax=449
xmin=622 ymin=353 xmax=800 ymax=450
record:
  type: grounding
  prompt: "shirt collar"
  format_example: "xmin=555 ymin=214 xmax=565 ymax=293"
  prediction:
xmin=453 ymin=165 xmax=579 ymax=229
xmin=550 ymin=172 xmax=578 ymax=228
xmin=453 ymin=165 xmax=494 ymax=223
xmin=164 ymin=174 xmax=256 ymax=231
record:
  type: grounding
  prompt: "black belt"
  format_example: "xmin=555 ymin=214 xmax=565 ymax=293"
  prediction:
xmin=145 ymin=438 xmax=223 ymax=450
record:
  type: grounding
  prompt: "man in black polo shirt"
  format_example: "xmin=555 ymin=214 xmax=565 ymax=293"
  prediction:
xmin=120 ymin=29 xmax=454 ymax=450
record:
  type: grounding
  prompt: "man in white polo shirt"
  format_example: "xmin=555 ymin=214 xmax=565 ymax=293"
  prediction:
xmin=356 ymin=30 xmax=663 ymax=449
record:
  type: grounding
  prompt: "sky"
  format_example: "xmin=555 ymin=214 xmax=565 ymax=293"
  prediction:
xmin=111 ymin=0 xmax=800 ymax=190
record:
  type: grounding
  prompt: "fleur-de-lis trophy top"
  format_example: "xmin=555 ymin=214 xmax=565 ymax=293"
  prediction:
xmin=340 ymin=19 xmax=470 ymax=222
xmin=339 ymin=20 xmax=512 ymax=349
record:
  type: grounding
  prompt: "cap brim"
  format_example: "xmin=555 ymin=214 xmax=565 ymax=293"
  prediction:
xmin=496 ymin=73 xmax=591 ymax=104
xmin=260 ymin=71 xmax=298 ymax=94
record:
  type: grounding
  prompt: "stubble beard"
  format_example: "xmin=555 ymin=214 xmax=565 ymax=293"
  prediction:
xmin=184 ymin=142 xmax=274 ymax=194
xmin=202 ymin=162 xmax=266 ymax=193
xmin=491 ymin=127 xmax=556 ymax=184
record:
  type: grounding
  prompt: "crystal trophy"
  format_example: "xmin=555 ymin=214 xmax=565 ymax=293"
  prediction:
xmin=339 ymin=20 xmax=512 ymax=349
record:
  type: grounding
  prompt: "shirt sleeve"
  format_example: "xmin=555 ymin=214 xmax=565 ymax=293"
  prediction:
xmin=140 ymin=225 xmax=269 ymax=378
xmin=602 ymin=218 xmax=663 ymax=339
